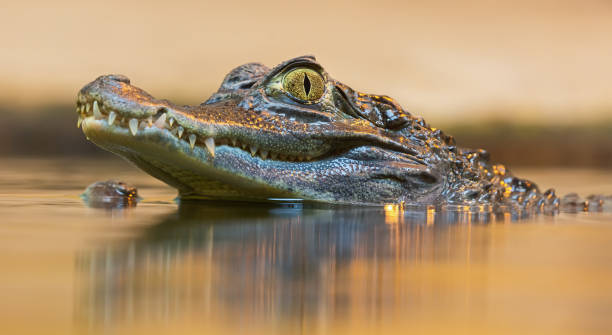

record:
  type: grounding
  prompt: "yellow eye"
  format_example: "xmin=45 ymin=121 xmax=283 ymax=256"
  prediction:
xmin=282 ymin=68 xmax=325 ymax=102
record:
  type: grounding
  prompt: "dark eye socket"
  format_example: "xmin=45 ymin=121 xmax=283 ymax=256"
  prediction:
xmin=282 ymin=68 xmax=325 ymax=102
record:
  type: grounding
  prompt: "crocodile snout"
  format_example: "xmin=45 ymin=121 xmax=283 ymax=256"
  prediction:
xmin=77 ymin=74 xmax=162 ymax=119
xmin=78 ymin=74 xmax=131 ymax=99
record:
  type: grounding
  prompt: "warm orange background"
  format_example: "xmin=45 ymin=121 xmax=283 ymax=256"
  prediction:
xmin=2 ymin=0 xmax=611 ymax=123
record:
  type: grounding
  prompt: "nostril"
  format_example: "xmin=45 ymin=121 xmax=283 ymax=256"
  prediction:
xmin=106 ymin=74 xmax=131 ymax=84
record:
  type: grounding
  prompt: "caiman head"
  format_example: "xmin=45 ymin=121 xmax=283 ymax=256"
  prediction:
xmin=77 ymin=56 xmax=458 ymax=205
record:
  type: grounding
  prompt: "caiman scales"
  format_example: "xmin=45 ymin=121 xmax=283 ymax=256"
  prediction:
xmin=77 ymin=55 xmax=563 ymax=210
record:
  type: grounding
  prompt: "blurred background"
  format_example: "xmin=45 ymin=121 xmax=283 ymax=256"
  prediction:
xmin=1 ymin=0 xmax=611 ymax=167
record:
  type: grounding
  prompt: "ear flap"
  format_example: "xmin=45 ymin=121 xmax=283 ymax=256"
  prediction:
xmin=333 ymin=81 xmax=412 ymax=130
xmin=218 ymin=63 xmax=270 ymax=91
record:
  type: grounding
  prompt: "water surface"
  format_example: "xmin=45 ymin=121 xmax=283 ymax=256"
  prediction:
xmin=1 ymin=158 xmax=611 ymax=335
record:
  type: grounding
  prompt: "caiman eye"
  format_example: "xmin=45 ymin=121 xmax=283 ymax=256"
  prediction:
xmin=282 ymin=68 xmax=325 ymax=102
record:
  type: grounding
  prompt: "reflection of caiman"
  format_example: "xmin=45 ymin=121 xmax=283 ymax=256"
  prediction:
xmin=75 ymin=202 xmax=489 ymax=326
xmin=77 ymin=55 xmax=562 ymax=208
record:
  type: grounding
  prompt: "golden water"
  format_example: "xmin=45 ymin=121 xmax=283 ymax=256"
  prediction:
xmin=1 ymin=159 xmax=611 ymax=335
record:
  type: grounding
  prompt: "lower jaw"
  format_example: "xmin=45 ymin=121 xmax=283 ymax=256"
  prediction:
xmin=81 ymin=118 xmax=307 ymax=201
xmin=81 ymin=118 xmax=437 ymax=205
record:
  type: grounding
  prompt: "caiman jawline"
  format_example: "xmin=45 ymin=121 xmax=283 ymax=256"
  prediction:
xmin=76 ymin=98 xmax=317 ymax=162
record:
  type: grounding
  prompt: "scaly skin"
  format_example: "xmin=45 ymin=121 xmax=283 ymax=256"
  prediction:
xmin=76 ymin=56 xmax=560 ymax=209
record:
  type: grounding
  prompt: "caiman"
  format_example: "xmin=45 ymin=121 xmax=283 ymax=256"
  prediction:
xmin=77 ymin=55 xmax=565 ymax=210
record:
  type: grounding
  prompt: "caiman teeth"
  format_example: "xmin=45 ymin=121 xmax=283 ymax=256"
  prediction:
xmin=129 ymin=119 xmax=138 ymax=136
xmin=204 ymin=137 xmax=215 ymax=157
xmin=77 ymin=98 xmax=320 ymax=163
xmin=154 ymin=113 xmax=167 ymax=128
xmin=108 ymin=111 xmax=117 ymax=126
xmin=189 ymin=134 xmax=196 ymax=150
xmin=93 ymin=101 xmax=103 ymax=119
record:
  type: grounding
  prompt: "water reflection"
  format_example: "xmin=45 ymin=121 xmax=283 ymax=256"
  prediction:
xmin=75 ymin=202 xmax=503 ymax=331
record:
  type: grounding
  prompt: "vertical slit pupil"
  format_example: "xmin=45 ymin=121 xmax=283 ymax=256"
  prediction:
xmin=303 ymin=73 xmax=311 ymax=96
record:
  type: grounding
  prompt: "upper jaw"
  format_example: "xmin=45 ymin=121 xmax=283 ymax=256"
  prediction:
xmin=76 ymin=75 xmax=326 ymax=162
xmin=77 ymin=74 xmax=219 ymax=159
xmin=77 ymin=74 xmax=200 ymax=138
xmin=77 ymin=74 xmax=428 ymax=164
xmin=77 ymin=74 xmax=163 ymax=119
